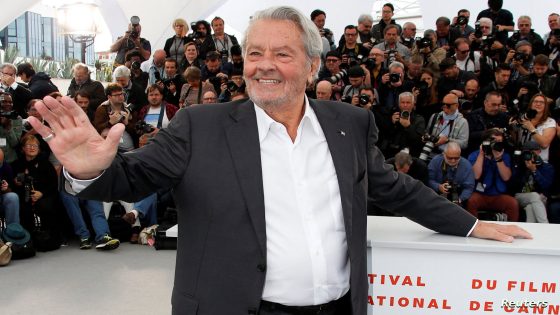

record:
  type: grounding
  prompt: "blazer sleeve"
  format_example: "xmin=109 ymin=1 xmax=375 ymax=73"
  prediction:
xmin=365 ymin=111 xmax=477 ymax=236
xmin=78 ymin=108 xmax=192 ymax=202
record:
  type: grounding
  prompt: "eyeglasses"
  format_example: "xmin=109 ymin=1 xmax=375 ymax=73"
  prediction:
xmin=326 ymin=59 xmax=340 ymax=63
xmin=445 ymin=155 xmax=460 ymax=161
xmin=480 ymin=26 xmax=491 ymax=29
xmin=24 ymin=144 xmax=39 ymax=149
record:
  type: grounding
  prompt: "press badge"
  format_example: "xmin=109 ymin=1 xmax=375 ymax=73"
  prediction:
xmin=0 ymin=138 xmax=6 ymax=147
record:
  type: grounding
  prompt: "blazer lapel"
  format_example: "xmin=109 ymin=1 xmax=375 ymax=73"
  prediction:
xmin=224 ymin=100 xmax=267 ymax=257
xmin=310 ymin=100 xmax=355 ymax=244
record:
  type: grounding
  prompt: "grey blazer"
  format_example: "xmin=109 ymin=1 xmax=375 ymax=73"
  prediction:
xmin=79 ymin=98 xmax=477 ymax=315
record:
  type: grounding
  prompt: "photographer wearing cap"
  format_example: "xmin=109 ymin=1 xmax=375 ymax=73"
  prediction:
xmin=340 ymin=66 xmax=368 ymax=103
xmin=110 ymin=16 xmax=151 ymax=67
xmin=467 ymin=128 xmax=518 ymax=221
xmin=124 ymin=50 xmax=148 ymax=90
xmin=509 ymin=141 xmax=554 ymax=223
xmin=428 ymin=141 xmax=475 ymax=207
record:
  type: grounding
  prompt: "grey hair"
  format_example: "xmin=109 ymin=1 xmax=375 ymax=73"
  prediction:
xmin=445 ymin=141 xmax=462 ymax=154
xmin=388 ymin=61 xmax=405 ymax=71
xmin=399 ymin=91 xmax=415 ymax=104
xmin=358 ymin=14 xmax=374 ymax=24
xmin=518 ymin=15 xmax=531 ymax=23
xmin=0 ymin=63 xmax=16 ymax=73
xmin=72 ymin=62 xmax=89 ymax=73
xmin=478 ymin=17 xmax=493 ymax=29
xmin=242 ymin=6 xmax=322 ymax=62
xmin=113 ymin=65 xmax=131 ymax=79
xmin=394 ymin=151 xmax=413 ymax=168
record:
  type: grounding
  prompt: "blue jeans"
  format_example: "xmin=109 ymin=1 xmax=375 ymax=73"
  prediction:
xmin=60 ymin=191 xmax=109 ymax=242
xmin=0 ymin=192 xmax=20 ymax=225
xmin=134 ymin=193 xmax=157 ymax=226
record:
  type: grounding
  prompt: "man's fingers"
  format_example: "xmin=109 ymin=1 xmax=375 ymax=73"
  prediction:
xmin=43 ymin=95 xmax=76 ymax=129
xmin=34 ymin=97 xmax=63 ymax=131
xmin=59 ymin=96 xmax=91 ymax=126
xmin=471 ymin=222 xmax=533 ymax=243
xmin=104 ymin=123 xmax=126 ymax=149
xmin=495 ymin=224 xmax=533 ymax=239
xmin=27 ymin=116 xmax=55 ymax=139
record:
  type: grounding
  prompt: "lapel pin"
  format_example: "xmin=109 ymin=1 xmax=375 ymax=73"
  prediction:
xmin=338 ymin=130 xmax=346 ymax=136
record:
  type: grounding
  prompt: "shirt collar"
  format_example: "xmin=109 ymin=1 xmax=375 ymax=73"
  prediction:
xmin=254 ymin=95 xmax=322 ymax=144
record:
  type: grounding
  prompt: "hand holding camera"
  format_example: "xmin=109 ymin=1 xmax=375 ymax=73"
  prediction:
xmin=30 ymin=190 xmax=43 ymax=204
xmin=439 ymin=183 xmax=450 ymax=194
xmin=1 ymin=180 xmax=8 ymax=192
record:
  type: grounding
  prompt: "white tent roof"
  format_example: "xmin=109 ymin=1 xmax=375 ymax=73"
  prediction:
xmin=2 ymin=0 xmax=553 ymax=53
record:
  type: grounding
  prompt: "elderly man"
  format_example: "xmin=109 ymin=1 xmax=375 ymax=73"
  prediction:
xmin=112 ymin=65 xmax=147 ymax=112
xmin=66 ymin=63 xmax=105 ymax=120
xmin=142 ymin=49 xmax=167 ymax=86
xmin=400 ymin=22 xmax=417 ymax=49
xmin=383 ymin=91 xmax=426 ymax=158
xmin=315 ymin=80 xmax=333 ymax=100
xmin=201 ymin=90 xmax=218 ymax=104
xmin=30 ymin=6 xmax=529 ymax=315
xmin=0 ymin=63 xmax=32 ymax=117
xmin=425 ymin=93 xmax=469 ymax=156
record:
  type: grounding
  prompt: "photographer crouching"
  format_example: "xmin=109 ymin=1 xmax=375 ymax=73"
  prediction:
xmin=137 ymin=84 xmax=179 ymax=147
xmin=428 ymin=142 xmax=475 ymax=207
xmin=0 ymin=92 xmax=22 ymax=164
xmin=509 ymin=141 xmax=554 ymax=223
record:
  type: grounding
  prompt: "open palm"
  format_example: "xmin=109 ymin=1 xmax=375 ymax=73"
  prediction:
xmin=28 ymin=96 xmax=124 ymax=179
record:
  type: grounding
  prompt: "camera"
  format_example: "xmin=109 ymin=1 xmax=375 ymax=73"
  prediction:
xmin=188 ymin=22 xmax=201 ymax=39
xmin=130 ymin=31 xmax=139 ymax=39
xmin=400 ymin=110 xmax=410 ymax=119
xmin=419 ymin=133 xmax=439 ymax=161
xmin=359 ymin=94 xmax=371 ymax=107
xmin=135 ymin=120 xmax=155 ymax=136
xmin=327 ymin=69 xmax=347 ymax=84
xmin=389 ymin=72 xmax=401 ymax=83
xmin=341 ymin=95 xmax=353 ymax=104
xmin=513 ymin=52 xmax=529 ymax=63
xmin=416 ymin=36 xmax=432 ymax=49
xmin=443 ymin=181 xmax=461 ymax=204
xmin=0 ymin=110 xmax=18 ymax=119
xmin=520 ymin=108 xmax=537 ymax=121
xmin=415 ymin=80 xmax=429 ymax=93
xmin=16 ymin=173 xmax=34 ymax=203
xmin=154 ymin=71 xmax=162 ymax=83
xmin=226 ymin=80 xmax=246 ymax=94
xmin=474 ymin=21 xmax=483 ymax=39
xmin=220 ymin=49 xmax=229 ymax=63
xmin=209 ymin=76 xmax=228 ymax=87
xmin=131 ymin=61 xmax=141 ymax=71
xmin=457 ymin=16 xmax=469 ymax=26
xmin=513 ymin=149 xmax=543 ymax=168
xmin=387 ymin=49 xmax=397 ymax=64
xmin=482 ymin=140 xmax=504 ymax=155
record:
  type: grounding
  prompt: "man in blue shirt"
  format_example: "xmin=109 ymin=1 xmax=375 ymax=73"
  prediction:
xmin=467 ymin=128 xmax=518 ymax=221
xmin=428 ymin=142 xmax=475 ymax=207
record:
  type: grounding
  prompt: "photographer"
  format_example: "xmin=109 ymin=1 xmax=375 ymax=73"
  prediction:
xmin=400 ymin=22 xmax=417 ymax=49
xmin=371 ymin=3 xmax=402 ymax=42
xmin=218 ymin=69 xmax=246 ymax=103
xmin=350 ymin=87 xmax=377 ymax=111
xmin=382 ymin=92 xmax=425 ymax=158
xmin=66 ymin=63 xmax=105 ymax=121
xmin=505 ymin=41 xmax=534 ymax=82
xmin=466 ymin=91 xmax=510 ymax=154
xmin=410 ymin=30 xmax=446 ymax=76
xmin=510 ymin=93 xmax=556 ymax=162
xmin=188 ymin=20 xmax=216 ymax=62
xmin=163 ymin=19 xmax=192 ymax=66
xmin=374 ymin=25 xmax=411 ymax=66
xmin=425 ymin=93 xmax=470 ymax=155
xmin=317 ymin=51 xmax=347 ymax=100
xmin=145 ymin=49 xmax=167 ymax=86
xmin=137 ymin=84 xmax=178 ymax=146
xmin=516 ymin=54 xmax=559 ymax=101
xmin=475 ymin=0 xmax=514 ymax=45
xmin=0 ymin=63 xmax=32 ymax=118
xmin=452 ymin=9 xmax=475 ymax=39
xmin=110 ymin=16 xmax=151 ymax=67
xmin=201 ymin=51 xmax=232 ymax=92
xmin=337 ymin=25 xmax=370 ymax=63
xmin=93 ymin=84 xmax=136 ymax=151
xmin=453 ymin=38 xmax=480 ymax=74
xmin=367 ymin=48 xmax=388 ymax=89
xmin=479 ymin=63 xmax=515 ymax=106
xmin=428 ymin=141 xmax=475 ymax=207
xmin=310 ymin=9 xmax=335 ymax=50
xmin=112 ymin=65 xmax=147 ymax=113
xmin=509 ymin=141 xmax=554 ymax=223
xmin=413 ymin=68 xmax=440 ymax=120
xmin=211 ymin=17 xmax=239 ymax=63
xmin=159 ymin=58 xmax=185 ymax=107
xmin=124 ymin=50 xmax=149 ymax=90
xmin=434 ymin=16 xmax=461 ymax=53
xmin=0 ymin=93 xmax=22 ymax=164
xmin=437 ymin=57 xmax=477 ymax=102
xmin=340 ymin=66 xmax=368 ymax=103
xmin=0 ymin=149 xmax=19 ymax=225
xmin=469 ymin=18 xmax=504 ymax=55
xmin=356 ymin=14 xmax=377 ymax=50
xmin=378 ymin=61 xmax=413 ymax=109
xmin=179 ymin=67 xmax=216 ymax=107
xmin=467 ymin=128 xmax=518 ymax=221
xmin=507 ymin=16 xmax=544 ymax=55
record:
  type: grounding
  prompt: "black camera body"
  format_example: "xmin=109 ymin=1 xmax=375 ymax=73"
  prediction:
xmin=474 ymin=22 xmax=483 ymax=39
xmin=400 ymin=110 xmax=410 ymax=119
xmin=513 ymin=52 xmax=529 ymax=63
xmin=415 ymin=80 xmax=429 ymax=92
xmin=227 ymin=81 xmax=246 ymax=94
xmin=482 ymin=140 xmax=504 ymax=156
xmin=135 ymin=120 xmax=155 ymax=136
xmin=419 ymin=133 xmax=439 ymax=161
xmin=389 ymin=72 xmax=401 ymax=83
xmin=16 ymin=173 xmax=34 ymax=203
xmin=457 ymin=16 xmax=469 ymax=26
xmin=443 ymin=181 xmax=461 ymax=203
xmin=416 ymin=37 xmax=432 ymax=49
xmin=0 ymin=110 xmax=18 ymax=120
xmin=359 ymin=94 xmax=371 ymax=107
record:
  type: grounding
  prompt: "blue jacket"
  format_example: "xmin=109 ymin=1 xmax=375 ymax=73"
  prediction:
xmin=428 ymin=154 xmax=475 ymax=202
xmin=510 ymin=162 xmax=555 ymax=195
xmin=468 ymin=150 xmax=512 ymax=196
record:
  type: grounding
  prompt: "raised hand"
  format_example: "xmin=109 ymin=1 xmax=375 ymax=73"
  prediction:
xmin=27 ymin=96 xmax=125 ymax=179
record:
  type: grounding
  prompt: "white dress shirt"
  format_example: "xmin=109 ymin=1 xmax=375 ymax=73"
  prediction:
xmin=255 ymin=97 xmax=349 ymax=306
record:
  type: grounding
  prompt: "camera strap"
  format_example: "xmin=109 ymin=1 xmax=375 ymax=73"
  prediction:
xmin=157 ymin=104 xmax=166 ymax=129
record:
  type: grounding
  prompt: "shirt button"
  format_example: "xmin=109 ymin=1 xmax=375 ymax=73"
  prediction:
xmin=257 ymin=263 xmax=266 ymax=272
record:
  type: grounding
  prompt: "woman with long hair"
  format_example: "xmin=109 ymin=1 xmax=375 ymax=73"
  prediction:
xmin=516 ymin=93 xmax=556 ymax=161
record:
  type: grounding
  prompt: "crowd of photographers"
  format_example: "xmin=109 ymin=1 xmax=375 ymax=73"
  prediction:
xmin=1 ymin=0 xmax=560 ymax=254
